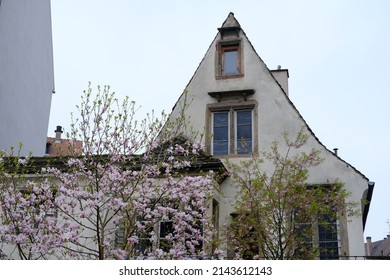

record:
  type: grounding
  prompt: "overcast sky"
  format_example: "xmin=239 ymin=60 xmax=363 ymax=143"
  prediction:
xmin=49 ymin=0 xmax=390 ymax=242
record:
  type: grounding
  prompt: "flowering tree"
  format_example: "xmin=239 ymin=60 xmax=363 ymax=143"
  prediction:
xmin=0 ymin=84 xmax=220 ymax=259
xmin=0 ymin=147 xmax=75 ymax=260
xmin=226 ymin=130 xmax=357 ymax=260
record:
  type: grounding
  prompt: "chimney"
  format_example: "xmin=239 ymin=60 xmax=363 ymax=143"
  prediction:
xmin=333 ymin=148 xmax=338 ymax=155
xmin=270 ymin=66 xmax=289 ymax=96
xmin=365 ymin=236 xmax=372 ymax=256
xmin=54 ymin=125 xmax=63 ymax=144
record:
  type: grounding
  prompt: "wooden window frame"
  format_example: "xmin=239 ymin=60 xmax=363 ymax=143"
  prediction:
xmin=207 ymin=101 xmax=258 ymax=157
xmin=216 ymin=40 xmax=243 ymax=79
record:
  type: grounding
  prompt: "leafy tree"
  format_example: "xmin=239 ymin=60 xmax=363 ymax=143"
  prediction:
xmin=226 ymin=130 xmax=357 ymax=259
xmin=0 ymin=84 xmax=219 ymax=259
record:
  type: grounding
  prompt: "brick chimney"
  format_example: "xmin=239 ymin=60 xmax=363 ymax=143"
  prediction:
xmin=365 ymin=236 xmax=372 ymax=256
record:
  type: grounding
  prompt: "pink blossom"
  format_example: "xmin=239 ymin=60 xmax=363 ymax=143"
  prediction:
xmin=17 ymin=158 xmax=27 ymax=165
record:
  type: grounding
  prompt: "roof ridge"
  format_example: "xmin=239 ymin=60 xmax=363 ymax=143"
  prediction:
xmin=220 ymin=12 xmax=241 ymax=29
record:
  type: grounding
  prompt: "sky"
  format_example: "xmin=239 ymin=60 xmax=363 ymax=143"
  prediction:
xmin=49 ymin=0 xmax=390 ymax=242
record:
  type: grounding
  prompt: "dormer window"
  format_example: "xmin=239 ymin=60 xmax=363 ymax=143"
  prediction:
xmin=216 ymin=41 xmax=243 ymax=79
xmin=216 ymin=12 xmax=243 ymax=79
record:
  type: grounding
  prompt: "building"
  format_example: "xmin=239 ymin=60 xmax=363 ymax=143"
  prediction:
xmin=0 ymin=0 xmax=54 ymax=156
xmin=365 ymin=236 xmax=390 ymax=259
xmin=167 ymin=12 xmax=374 ymax=259
xmin=0 ymin=12 xmax=374 ymax=260
xmin=46 ymin=126 xmax=82 ymax=157
xmin=0 ymin=138 xmax=226 ymax=260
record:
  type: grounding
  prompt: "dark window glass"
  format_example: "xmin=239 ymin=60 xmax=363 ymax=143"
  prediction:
xmin=318 ymin=215 xmax=339 ymax=260
xmin=211 ymin=200 xmax=220 ymax=253
xmin=213 ymin=112 xmax=229 ymax=155
xmin=115 ymin=218 xmax=153 ymax=256
xmin=159 ymin=221 xmax=173 ymax=252
xmin=160 ymin=221 xmax=173 ymax=238
xmin=214 ymin=111 xmax=229 ymax=126
xmin=45 ymin=143 xmax=51 ymax=154
xmin=136 ymin=231 xmax=152 ymax=255
xmin=236 ymin=110 xmax=252 ymax=154
xmin=292 ymin=209 xmax=314 ymax=259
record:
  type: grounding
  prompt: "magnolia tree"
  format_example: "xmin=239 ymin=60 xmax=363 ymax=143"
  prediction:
xmin=0 ymin=84 xmax=219 ymax=259
xmin=0 ymin=148 xmax=76 ymax=260
xmin=226 ymin=130 xmax=357 ymax=260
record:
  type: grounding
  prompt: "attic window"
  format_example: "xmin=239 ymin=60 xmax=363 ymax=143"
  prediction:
xmin=216 ymin=40 xmax=243 ymax=79
xmin=222 ymin=45 xmax=239 ymax=75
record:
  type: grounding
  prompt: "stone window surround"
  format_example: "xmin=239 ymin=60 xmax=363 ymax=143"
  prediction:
xmin=215 ymin=38 xmax=244 ymax=80
xmin=205 ymin=99 xmax=258 ymax=157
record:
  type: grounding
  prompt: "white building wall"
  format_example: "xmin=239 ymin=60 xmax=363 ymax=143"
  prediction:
xmin=0 ymin=0 xmax=54 ymax=156
xmin=170 ymin=18 xmax=369 ymax=258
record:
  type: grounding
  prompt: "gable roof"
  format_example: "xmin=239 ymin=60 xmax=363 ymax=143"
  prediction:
xmin=1 ymin=136 xmax=227 ymax=177
xmin=219 ymin=12 xmax=241 ymax=29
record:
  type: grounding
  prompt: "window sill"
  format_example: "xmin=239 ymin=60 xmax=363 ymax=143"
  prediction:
xmin=212 ymin=153 xmax=256 ymax=159
xmin=216 ymin=74 xmax=244 ymax=80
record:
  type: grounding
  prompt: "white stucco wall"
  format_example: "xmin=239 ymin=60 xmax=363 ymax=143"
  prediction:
xmin=170 ymin=24 xmax=369 ymax=258
xmin=0 ymin=0 xmax=54 ymax=156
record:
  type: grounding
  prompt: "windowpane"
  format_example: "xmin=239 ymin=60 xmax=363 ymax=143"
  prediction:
xmin=214 ymin=127 xmax=229 ymax=140
xmin=223 ymin=50 xmax=238 ymax=75
xmin=213 ymin=112 xmax=229 ymax=155
xmin=159 ymin=221 xmax=173 ymax=252
xmin=135 ymin=227 xmax=153 ymax=255
xmin=318 ymin=215 xmax=339 ymax=260
xmin=237 ymin=125 xmax=251 ymax=139
xmin=236 ymin=110 xmax=252 ymax=154
xmin=160 ymin=221 xmax=173 ymax=238
xmin=214 ymin=112 xmax=229 ymax=126
xmin=213 ymin=141 xmax=229 ymax=156
xmin=237 ymin=140 xmax=252 ymax=154
xmin=237 ymin=110 xmax=251 ymax=124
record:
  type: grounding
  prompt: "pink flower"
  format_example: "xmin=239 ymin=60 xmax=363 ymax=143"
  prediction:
xmin=18 ymin=158 xmax=27 ymax=165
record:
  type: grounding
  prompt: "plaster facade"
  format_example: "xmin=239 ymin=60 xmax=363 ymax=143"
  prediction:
xmin=0 ymin=11 xmax=373 ymax=260
xmin=0 ymin=0 xmax=54 ymax=156
xmin=169 ymin=12 xmax=372 ymax=259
